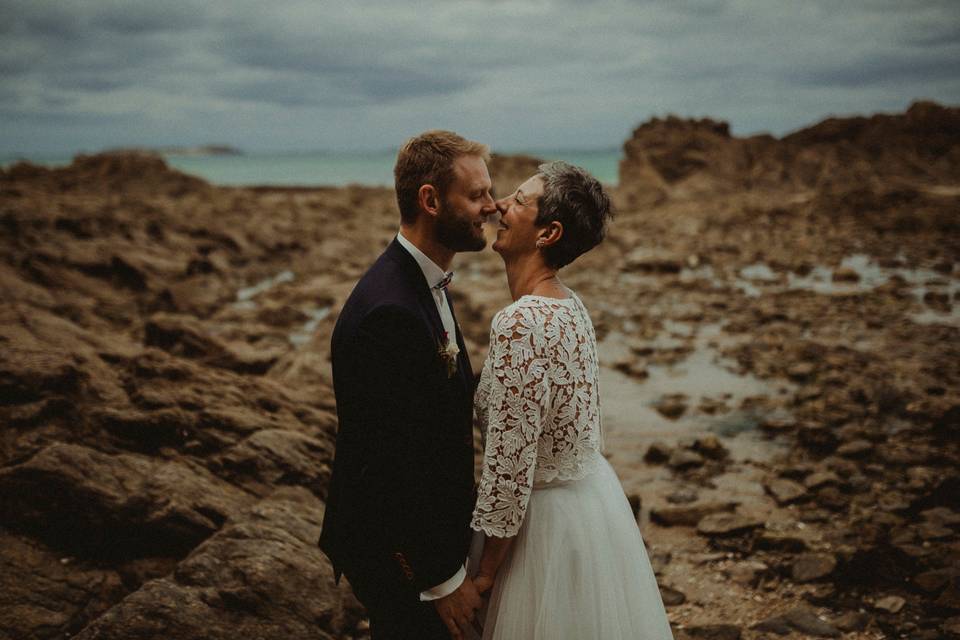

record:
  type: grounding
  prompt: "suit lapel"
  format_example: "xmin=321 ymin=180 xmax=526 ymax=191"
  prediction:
xmin=385 ymin=238 xmax=446 ymax=341
xmin=445 ymin=289 xmax=474 ymax=389
xmin=386 ymin=237 xmax=472 ymax=390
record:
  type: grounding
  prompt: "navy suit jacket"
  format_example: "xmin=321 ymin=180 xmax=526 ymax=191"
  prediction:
xmin=319 ymin=238 xmax=475 ymax=607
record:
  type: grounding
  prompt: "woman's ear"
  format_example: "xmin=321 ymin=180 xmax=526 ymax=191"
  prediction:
xmin=538 ymin=221 xmax=564 ymax=247
xmin=417 ymin=184 xmax=441 ymax=218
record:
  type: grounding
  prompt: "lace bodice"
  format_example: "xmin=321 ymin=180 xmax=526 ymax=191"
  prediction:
xmin=470 ymin=292 xmax=604 ymax=538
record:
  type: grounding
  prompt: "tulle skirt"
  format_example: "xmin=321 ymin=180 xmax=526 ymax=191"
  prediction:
xmin=469 ymin=453 xmax=674 ymax=640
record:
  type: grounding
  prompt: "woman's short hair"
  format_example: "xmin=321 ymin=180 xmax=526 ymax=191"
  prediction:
xmin=535 ymin=161 xmax=613 ymax=269
xmin=394 ymin=130 xmax=490 ymax=224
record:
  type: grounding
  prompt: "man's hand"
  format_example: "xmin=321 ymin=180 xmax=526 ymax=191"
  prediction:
xmin=433 ymin=575 xmax=482 ymax=639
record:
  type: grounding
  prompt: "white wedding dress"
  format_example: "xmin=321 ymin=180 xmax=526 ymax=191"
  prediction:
xmin=469 ymin=292 xmax=674 ymax=640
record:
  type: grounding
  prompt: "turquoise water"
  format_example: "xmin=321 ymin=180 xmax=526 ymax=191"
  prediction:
xmin=1 ymin=148 xmax=622 ymax=187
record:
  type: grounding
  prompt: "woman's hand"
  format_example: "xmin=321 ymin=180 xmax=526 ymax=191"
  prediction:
xmin=473 ymin=572 xmax=495 ymax=595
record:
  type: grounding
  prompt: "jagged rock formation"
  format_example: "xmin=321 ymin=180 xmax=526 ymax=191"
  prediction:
xmin=618 ymin=101 xmax=960 ymax=207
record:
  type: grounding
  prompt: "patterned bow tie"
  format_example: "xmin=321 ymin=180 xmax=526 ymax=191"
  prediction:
xmin=433 ymin=271 xmax=454 ymax=290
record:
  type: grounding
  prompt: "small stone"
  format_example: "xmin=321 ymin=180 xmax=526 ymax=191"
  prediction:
xmin=915 ymin=522 xmax=955 ymax=540
xmin=765 ymin=478 xmax=808 ymax=505
xmin=873 ymin=595 xmax=906 ymax=613
xmin=666 ymin=487 xmax=699 ymax=504
xmin=913 ymin=569 xmax=954 ymax=593
xmin=791 ymin=553 xmax=837 ymax=582
xmin=651 ymin=501 xmax=737 ymax=527
xmin=752 ymin=605 xmax=840 ymax=637
xmin=756 ymin=531 xmax=808 ymax=552
xmin=655 ymin=394 xmax=689 ymax=419
xmin=624 ymin=247 xmax=684 ymax=274
xmin=751 ymin=615 xmax=791 ymax=635
xmin=782 ymin=606 xmax=840 ymax=637
xmin=692 ymin=434 xmax=729 ymax=460
xmin=942 ymin=616 xmax=960 ymax=636
xmin=922 ymin=507 xmax=960 ymax=527
xmin=787 ymin=362 xmax=816 ymax=381
xmin=936 ymin=582 xmax=960 ymax=609
xmin=832 ymin=610 xmax=870 ymax=632
xmin=760 ymin=416 xmax=796 ymax=433
xmin=679 ymin=624 xmax=741 ymax=640
xmin=697 ymin=512 xmax=764 ymax=537
xmin=832 ymin=266 xmax=860 ymax=282
xmin=814 ymin=486 xmax=848 ymax=511
xmin=659 ymin=585 xmax=686 ymax=606
xmin=836 ymin=439 xmax=873 ymax=457
xmin=803 ymin=470 xmax=840 ymax=490
xmin=726 ymin=561 xmax=768 ymax=586
xmin=644 ymin=441 xmax=672 ymax=464
xmin=798 ymin=423 xmax=837 ymax=452
xmin=649 ymin=551 xmax=671 ymax=574
xmin=668 ymin=449 xmax=705 ymax=470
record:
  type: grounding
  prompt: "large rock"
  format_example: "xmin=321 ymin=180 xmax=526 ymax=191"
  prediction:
xmin=144 ymin=313 xmax=284 ymax=375
xmin=74 ymin=488 xmax=358 ymax=640
xmin=213 ymin=429 xmax=334 ymax=498
xmin=618 ymin=101 xmax=960 ymax=205
xmin=0 ymin=443 xmax=252 ymax=558
xmin=0 ymin=531 xmax=127 ymax=640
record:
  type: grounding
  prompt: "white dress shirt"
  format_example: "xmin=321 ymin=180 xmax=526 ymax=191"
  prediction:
xmin=395 ymin=231 xmax=467 ymax=602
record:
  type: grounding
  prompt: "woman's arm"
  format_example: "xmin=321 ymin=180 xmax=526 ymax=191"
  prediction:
xmin=473 ymin=535 xmax=515 ymax=594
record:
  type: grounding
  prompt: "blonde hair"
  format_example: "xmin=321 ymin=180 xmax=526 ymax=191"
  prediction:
xmin=394 ymin=130 xmax=489 ymax=223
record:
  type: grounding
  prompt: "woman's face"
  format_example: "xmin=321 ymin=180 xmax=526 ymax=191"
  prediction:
xmin=493 ymin=174 xmax=545 ymax=257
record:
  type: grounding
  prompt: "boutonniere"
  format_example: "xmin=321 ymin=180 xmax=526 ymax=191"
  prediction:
xmin=438 ymin=331 xmax=459 ymax=378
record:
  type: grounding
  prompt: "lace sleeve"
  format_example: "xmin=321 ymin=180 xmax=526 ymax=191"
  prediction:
xmin=470 ymin=305 xmax=550 ymax=538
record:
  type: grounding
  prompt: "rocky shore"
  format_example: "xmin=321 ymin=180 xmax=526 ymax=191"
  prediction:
xmin=2 ymin=102 xmax=958 ymax=639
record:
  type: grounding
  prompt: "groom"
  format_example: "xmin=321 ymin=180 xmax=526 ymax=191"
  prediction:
xmin=319 ymin=130 xmax=496 ymax=639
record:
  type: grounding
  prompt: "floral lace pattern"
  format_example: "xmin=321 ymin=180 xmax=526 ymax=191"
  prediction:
xmin=470 ymin=293 xmax=604 ymax=538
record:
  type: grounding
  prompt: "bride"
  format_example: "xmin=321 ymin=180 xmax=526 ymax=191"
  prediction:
xmin=468 ymin=162 xmax=674 ymax=639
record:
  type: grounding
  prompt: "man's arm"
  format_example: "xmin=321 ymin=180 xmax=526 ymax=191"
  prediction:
xmin=346 ymin=305 xmax=471 ymax=592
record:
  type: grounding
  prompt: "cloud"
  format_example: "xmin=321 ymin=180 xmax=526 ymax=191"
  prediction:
xmin=0 ymin=0 xmax=958 ymax=155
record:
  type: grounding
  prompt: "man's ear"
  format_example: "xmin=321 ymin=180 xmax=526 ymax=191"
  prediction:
xmin=417 ymin=184 xmax=441 ymax=218
xmin=538 ymin=221 xmax=564 ymax=247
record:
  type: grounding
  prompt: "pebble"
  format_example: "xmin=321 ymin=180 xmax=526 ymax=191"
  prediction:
xmin=790 ymin=553 xmax=837 ymax=582
xmin=873 ymin=595 xmax=906 ymax=613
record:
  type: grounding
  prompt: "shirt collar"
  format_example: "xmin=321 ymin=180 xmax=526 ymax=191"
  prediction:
xmin=396 ymin=231 xmax=451 ymax=291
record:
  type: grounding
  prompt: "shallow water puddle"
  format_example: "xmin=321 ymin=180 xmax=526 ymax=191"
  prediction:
xmin=234 ymin=270 xmax=295 ymax=306
xmin=598 ymin=323 xmax=789 ymax=467
xmin=288 ymin=306 xmax=331 ymax=346
xmin=685 ymin=254 xmax=959 ymax=326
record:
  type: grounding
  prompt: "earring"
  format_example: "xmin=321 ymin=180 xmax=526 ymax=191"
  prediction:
xmin=536 ymin=239 xmax=545 ymax=248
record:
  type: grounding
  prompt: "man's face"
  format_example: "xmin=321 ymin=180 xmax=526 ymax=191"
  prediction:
xmin=435 ymin=155 xmax=496 ymax=253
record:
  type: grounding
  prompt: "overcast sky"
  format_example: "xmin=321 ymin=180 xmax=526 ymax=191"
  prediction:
xmin=1 ymin=0 xmax=958 ymax=155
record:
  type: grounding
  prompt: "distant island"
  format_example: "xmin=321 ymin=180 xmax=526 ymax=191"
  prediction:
xmin=161 ymin=145 xmax=243 ymax=157
xmin=100 ymin=144 xmax=244 ymax=157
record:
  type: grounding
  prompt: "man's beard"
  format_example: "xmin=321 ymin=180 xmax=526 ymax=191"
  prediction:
xmin=435 ymin=198 xmax=485 ymax=253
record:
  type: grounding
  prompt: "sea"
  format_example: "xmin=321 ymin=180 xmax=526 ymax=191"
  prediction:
xmin=1 ymin=148 xmax=622 ymax=188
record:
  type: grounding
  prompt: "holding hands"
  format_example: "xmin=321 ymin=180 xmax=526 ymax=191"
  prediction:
xmin=433 ymin=576 xmax=483 ymax=640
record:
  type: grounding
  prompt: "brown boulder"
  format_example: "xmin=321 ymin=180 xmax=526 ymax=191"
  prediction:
xmin=74 ymin=488 xmax=358 ymax=640
xmin=0 ymin=443 xmax=251 ymax=558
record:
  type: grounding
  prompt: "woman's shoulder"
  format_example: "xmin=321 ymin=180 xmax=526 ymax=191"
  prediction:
xmin=491 ymin=293 xmax=579 ymax=334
